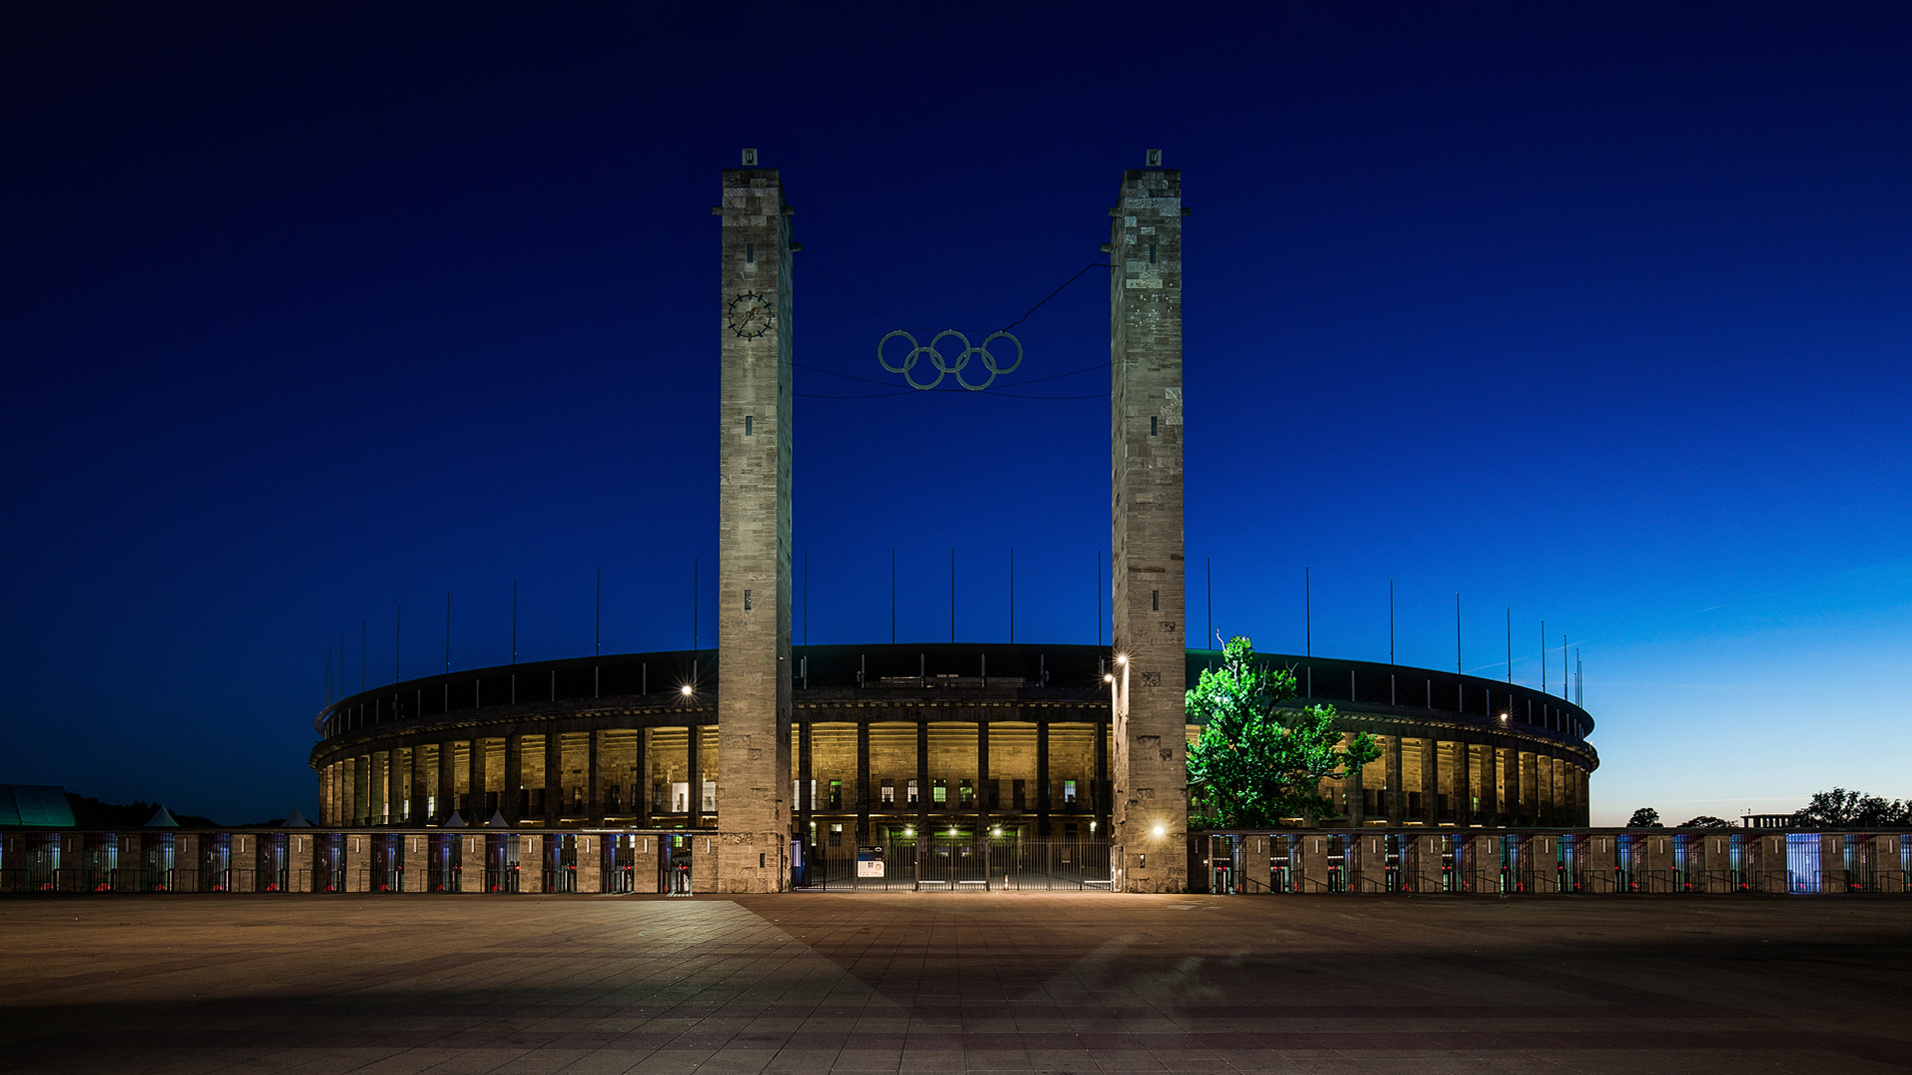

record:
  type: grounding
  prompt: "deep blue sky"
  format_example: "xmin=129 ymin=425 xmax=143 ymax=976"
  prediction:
xmin=4 ymin=2 xmax=1908 ymax=825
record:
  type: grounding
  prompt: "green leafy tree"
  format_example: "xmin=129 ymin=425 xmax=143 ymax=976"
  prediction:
xmin=1626 ymin=807 xmax=1663 ymax=828
xmin=1794 ymin=788 xmax=1909 ymax=828
xmin=1185 ymin=636 xmax=1381 ymax=828
xmin=1677 ymin=815 xmax=1735 ymax=829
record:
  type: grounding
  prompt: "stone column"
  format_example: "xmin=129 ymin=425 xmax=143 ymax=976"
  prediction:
xmin=410 ymin=747 xmax=430 ymax=825
xmin=344 ymin=832 xmax=371 ymax=893
xmin=1481 ymin=743 xmax=1498 ymax=825
xmin=351 ymin=755 xmax=369 ymax=825
xmin=546 ymin=730 xmax=558 ymax=822
xmin=1529 ymin=753 xmax=1546 ymax=826
xmin=1109 ymin=161 xmax=1187 ymax=893
xmin=916 ymin=721 xmax=930 ymax=879
xmin=588 ymin=730 xmax=604 ymax=826
xmin=856 ymin=721 xmax=872 ymax=845
xmin=576 ymin=834 xmax=602 ymax=893
xmin=685 ymin=726 xmax=701 ymax=829
xmin=503 ymin=736 xmax=522 ymax=824
xmin=392 ymin=749 xmax=411 ymax=824
xmin=1385 ymin=735 xmax=1404 ymax=826
xmin=634 ymin=727 xmax=650 ymax=828
xmin=1455 ymin=742 xmax=1473 ymax=826
xmin=468 ymin=738 xmax=488 ymax=821
xmin=520 ymin=834 xmax=543 ymax=893
xmin=976 ymin=721 xmax=990 ymax=840
xmin=1418 ymin=738 xmax=1438 ymax=825
xmin=714 ymin=158 xmax=794 ymax=894
xmin=1507 ymin=749 xmax=1524 ymax=826
xmin=1035 ymin=719 xmax=1051 ymax=837
xmin=436 ymin=744 xmax=455 ymax=823
xmin=629 ymin=833 xmax=659 ymax=894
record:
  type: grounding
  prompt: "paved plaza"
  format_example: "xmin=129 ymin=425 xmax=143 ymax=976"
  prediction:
xmin=1 ymin=892 xmax=1907 ymax=1074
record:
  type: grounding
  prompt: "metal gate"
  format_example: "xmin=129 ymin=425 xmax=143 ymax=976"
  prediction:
xmin=799 ymin=837 xmax=1111 ymax=891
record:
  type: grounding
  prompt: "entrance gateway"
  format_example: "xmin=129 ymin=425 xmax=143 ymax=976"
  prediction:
xmin=714 ymin=151 xmax=1186 ymax=893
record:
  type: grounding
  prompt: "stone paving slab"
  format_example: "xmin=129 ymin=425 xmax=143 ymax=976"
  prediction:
xmin=0 ymin=893 xmax=1907 ymax=1073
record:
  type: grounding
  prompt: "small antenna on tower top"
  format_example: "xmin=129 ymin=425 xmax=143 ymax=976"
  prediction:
xmin=741 ymin=148 xmax=759 ymax=166
xmin=1145 ymin=148 xmax=1163 ymax=167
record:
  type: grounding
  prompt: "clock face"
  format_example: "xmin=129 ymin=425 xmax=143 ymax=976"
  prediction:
xmin=726 ymin=291 xmax=773 ymax=339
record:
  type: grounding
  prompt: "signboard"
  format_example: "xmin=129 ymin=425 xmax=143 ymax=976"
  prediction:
xmin=856 ymin=845 xmax=885 ymax=878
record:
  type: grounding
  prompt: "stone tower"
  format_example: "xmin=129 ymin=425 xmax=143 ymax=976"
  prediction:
xmin=1109 ymin=161 xmax=1187 ymax=893
xmin=715 ymin=156 xmax=793 ymax=893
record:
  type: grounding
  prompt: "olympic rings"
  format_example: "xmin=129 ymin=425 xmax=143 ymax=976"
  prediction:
xmin=877 ymin=329 xmax=1024 ymax=391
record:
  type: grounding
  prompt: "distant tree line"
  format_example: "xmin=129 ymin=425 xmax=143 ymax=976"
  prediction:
xmin=1791 ymin=788 xmax=1909 ymax=828
xmin=66 ymin=793 xmax=218 ymax=829
xmin=1624 ymin=788 xmax=1909 ymax=829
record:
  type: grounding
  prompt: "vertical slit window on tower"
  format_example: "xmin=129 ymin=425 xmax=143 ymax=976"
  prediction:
xmin=744 ymin=415 xmax=753 ymax=436
xmin=744 ymin=589 xmax=752 ymax=611
xmin=1150 ymin=415 xmax=1158 ymax=436
xmin=1152 ymin=589 xmax=1159 ymax=611
xmin=1148 ymin=243 xmax=1157 ymax=264
xmin=745 ymin=243 xmax=754 ymax=263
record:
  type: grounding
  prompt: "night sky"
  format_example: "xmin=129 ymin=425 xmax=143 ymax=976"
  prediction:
xmin=4 ymin=3 xmax=1908 ymax=826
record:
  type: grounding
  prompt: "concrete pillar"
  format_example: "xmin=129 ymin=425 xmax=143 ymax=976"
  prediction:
xmin=1411 ymin=833 xmax=1443 ymax=893
xmin=230 ymin=834 xmax=257 ymax=894
xmin=545 ymin=732 xmax=562 ymax=826
xmin=1876 ymin=834 xmax=1903 ymax=892
xmin=173 ymin=834 xmax=200 ymax=892
xmin=288 ymin=833 xmax=316 ymax=893
xmin=389 ymin=749 xmax=408 ymax=824
xmin=857 ymin=721 xmax=872 ymax=845
xmin=436 ymin=744 xmax=456 ymax=822
xmin=343 ymin=832 xmax=371 ymax=893
xmin=634 ymin=728 xmax=650 ymax=828
xmin=1640 ymin=831 xmax=1671 ymax=893
xmin=514 ymin=834 xmax=537 ymax=893
xmin=1583 ymin=832 xmax=1616 ymax=893
xmin=588 ymin=730 xmax=604 ymax=825
xmin=402 ymin=835 xmax=429 ymax=892
xmin=503 ymin=736 xmax=523 ymax=824
xmin=1035 ymin=719 xmax=1051 ymax=837
xmin=1533 ymin=754 xmax=1552 ymax=826
xmin=468 ymin=738 xmax=489 ymax=821
xmin=1356 ymin=832 xmax=1387 ymax=893
xmin=690 ymin=831 xmax=719 ymax=893
xmin=975 ymin=721 xmax=989 ymax=840
xmin=1385 ymin=735 xmax=1404 ymax=826
xmin=576 ymin=834 xmax=602 ymax=893
xmin=1481 ymin=745 xmax=1499 ymax=824
xmin=409 ymin=747 xmax=430 ymax=825
xmin=1418 ymin=738 xmax=1438 ymax=825
xmin=461 ymin=834 xmax=485 ymax=893
xmin=1522 ymin=833 xmax=1556 ymax=892
xmin=714 ymin=160 xmax=794 ymax=894
xmin=630 ymin=833 xmax=660 ymax=894
xmin=1507 ymin=749 xmax=1525 ymax=826
xmin=1109 ymin=162 xmax=1187 ymax=894
xmin=1295 ymin=833 xmax=1328 ymax=893
xmin=1467 ymin=833 xmax=1500 ymax=893
xmin=1821 ymin=832 xmax=1846 ymax=893
xmin=343 ymin=755 xmax=361 ymax=825
xmin=1455 ymin=742 xmax=1473 ymax=826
